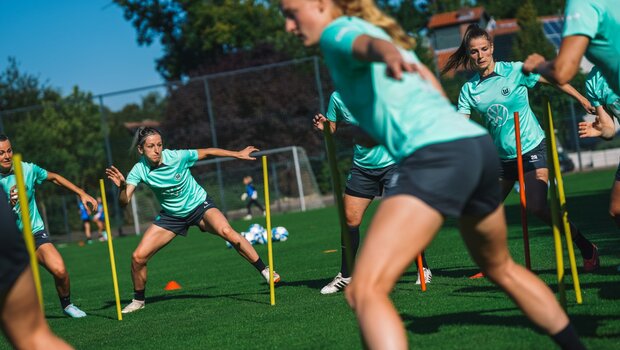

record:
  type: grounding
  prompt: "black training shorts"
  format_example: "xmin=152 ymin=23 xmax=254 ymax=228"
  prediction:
xmin=345 ymin=164 xmax=398 ymax=199
xmin=153 ymin=196 xmax=217 ymax=236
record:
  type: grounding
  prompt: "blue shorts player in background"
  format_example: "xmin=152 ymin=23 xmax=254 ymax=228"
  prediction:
xmin=0 ymin=134 xmax=95 ymax=318
xmin=77 ymin=198 xmax=93 ymax=244
xmin=105 ymin=127 xmax=280 ymax=314
xmin=0 ymin=187 xmax=73 ymax=349
xmin=314 ymin=91 xmax=431 ymax=295
xmin=242 ymin=175 xmax=264 ymax=220
xmin=445 ymin=24 xmax=599 ymax=273
xmin=92 ymin=197 xmax=107 ymax=241
xmin=280 ymin=0 xmax=585 ymax=348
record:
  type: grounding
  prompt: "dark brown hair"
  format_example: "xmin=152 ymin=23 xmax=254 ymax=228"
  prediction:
xmin=441 ymin=24 xmax=493 ymax=75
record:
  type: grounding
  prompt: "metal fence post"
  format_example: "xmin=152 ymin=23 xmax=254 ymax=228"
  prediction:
xmin=292 ymin=146 xmax=306 ymax=211
xmin=569 ymin=100 xmax=583 ymax=171
xmin=98 ymin=96 xmax=123 ymax=234
xmin=313 ymin=56 xmax=325 ymax=114
xmin=203 ymin=78 xmax=227 ymax=214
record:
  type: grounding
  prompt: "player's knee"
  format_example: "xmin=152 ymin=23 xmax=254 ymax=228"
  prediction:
xmin=345 ymin=214 xmax=362 ymax=227
xmin=481 ymin=259 xmax=514 ymax=285
xmin=131 ymin=251 xmax=148 ymax=266
xmin=345 ymin=279 xmax=384 ymax=311
xmin=51 ymin=265 xmax=68 ymax=281
xmin=220 ymin=225 xmax=234 ymax=239
xmin=609 ymin=204 xmax=620 ymax=220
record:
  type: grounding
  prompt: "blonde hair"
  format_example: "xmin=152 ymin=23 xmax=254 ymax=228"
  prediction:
xmin=334 ymin=0 xmax=415 ymax=50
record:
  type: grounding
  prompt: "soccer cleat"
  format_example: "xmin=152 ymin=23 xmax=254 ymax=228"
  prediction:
xmin=583 ymin=244 xmax=600 ymax=272
xmin=415 ymin=268 xmax=432 ymax=285
xmin=261 ymin=267 xmax=281 ymax=283
xmin=121 ymin=299 xmax=145 ymax=314
xmin=243 ymin=214 xmax=252 ymax=220
xmin=320 ymin=273 xmax=351 ymax=295
xmin=63 ymin=304 xmax=87 ymax=318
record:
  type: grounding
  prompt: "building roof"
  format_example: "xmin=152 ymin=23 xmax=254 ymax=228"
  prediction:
xmin=428 ymin=7 xmax=485 ymax=29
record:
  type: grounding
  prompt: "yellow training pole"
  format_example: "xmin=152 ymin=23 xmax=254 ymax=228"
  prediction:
xmin=545 ymin=103 xmax=583 ymax=304
xmin=262 ymin=156 xmax=276 ymax=306
xmin=100 ymin=179 xmax=123 ymax=320
xmin=13 ymin=154 xmax=44 ymax=312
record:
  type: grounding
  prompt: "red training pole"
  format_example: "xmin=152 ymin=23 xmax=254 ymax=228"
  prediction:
xmin=416 ymin=254 xmax=426 ymax=292
xmin=514 ymin=112 xmax=531 ymax=270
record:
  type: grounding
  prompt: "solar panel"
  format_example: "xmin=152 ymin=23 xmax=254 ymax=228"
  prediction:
xmin=542 ymin=18 xmax=564 ymax=49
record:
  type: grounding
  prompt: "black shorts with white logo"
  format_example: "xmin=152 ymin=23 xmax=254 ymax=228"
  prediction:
xmin=500 ymin=140 xmax=547 ymax=181
xmin=345 ymin=164 xmax=398 ymax=199
xmin=386 ymin=135 xmax=501 ymax=218
xmin=0 ymin=189 xmax=29 ymax=294
xmin=153 ymin=195 xmax=217 ymax=236
xmin=34 ymin=230 xmax=52 ymax=249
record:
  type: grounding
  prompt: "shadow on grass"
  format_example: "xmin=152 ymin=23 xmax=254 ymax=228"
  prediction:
xmin=402 ymin=307 xmax=620 ymax=338
xmin=278 ymin=277 xmax=335 ymax=291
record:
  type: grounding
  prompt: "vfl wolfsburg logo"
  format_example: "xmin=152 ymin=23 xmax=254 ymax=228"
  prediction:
xmin=486 ymin=104 xmax=510 ymax=127
xmin=174 ymin=173 xmax=181 ymax=181
xmin=501 ymin=87 xmax=511 ymax=96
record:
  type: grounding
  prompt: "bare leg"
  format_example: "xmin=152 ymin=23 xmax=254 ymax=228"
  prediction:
xmin=83 ymin=222 xmax=91 ymax=240
xmin=609 ymin=180 xmax=620 ymax=229
xmin=346 ymin=195 xmax=443 ymax=349
xmin=341 ymin=194 xmax=372 ymax=276
xmin=458 ymin=205 xmax=568 ymax=334
xmin=1 ymin=267 xmax=73 ymax=350
xmin=199 ymin=208 xmax=259 ymax=263
xmin=130 ymin=225 xmax=176 ymax=291
xmin=36 ymin=244 xmax=70 ymax=298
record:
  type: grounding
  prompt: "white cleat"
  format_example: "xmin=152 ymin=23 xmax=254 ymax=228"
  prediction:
xmin=415 ymin=268 xmax=432 ymax=285
xmin=121 ymin=299 xmax=145 ymax=314
xmin=320 ymin=273 xmax=351 ymax=295
xmin=261 ymin=267 xmax=281 ymax=283
xmin=63 ymin=304 xmax=87 ymax=318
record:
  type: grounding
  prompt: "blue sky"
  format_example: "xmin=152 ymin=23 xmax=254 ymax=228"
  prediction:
xmin=0 ymin=0 xmax=164 ymax=110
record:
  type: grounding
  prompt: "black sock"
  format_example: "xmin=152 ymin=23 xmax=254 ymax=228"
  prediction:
xmin=134 ymin=289 xmax=145 ymax=301
xmin=60 ymin=295 xmax=71 ymax=309
xmin=252 ymin=258 xmax=267 ymax=272
xmin=570 ymin=224 xmax=594 ymax=259
xmin=341 ymin=226 xmax=360 ymax=278
xmin=421 ymin=251 xmax=429 ymax=269
xmin=551 ymin=323 xmax=585 ymax=350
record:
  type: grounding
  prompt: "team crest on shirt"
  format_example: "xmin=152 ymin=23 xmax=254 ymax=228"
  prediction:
xmin=501 ymin=87 xmax=511 ymax=96
xmin=486 ymin=104 xmax=510 ymax=127
xmin=174 ymin=173 xmax=181 ymax=181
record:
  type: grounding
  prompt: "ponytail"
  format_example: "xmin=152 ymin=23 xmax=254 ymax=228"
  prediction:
xmin=441 ymin=24 xmax=493 ymax=75
xmin=334 ymin=0 xmax=415 ymax=50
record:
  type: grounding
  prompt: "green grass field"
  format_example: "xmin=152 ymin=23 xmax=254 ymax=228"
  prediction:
xmin=2 ymin=169 xmax=619 ymax=349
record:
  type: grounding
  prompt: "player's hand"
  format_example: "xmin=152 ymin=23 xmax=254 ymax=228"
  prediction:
xmin=313 ymin=114 xmax=328 ymax=131
xmin=238 ymin=146 xmax=259 ymax=160
xmin=105 ymin=165 xmax=127 ymax=188
xmin=580 ymin=99 xmax=596 ymax=114
xmin=578 ymin=120 xmax=603 ymax=138
xmin=384 ymin=52 xmax=414 ymax=80
xmin=80 ymin=194 xmax=98 ymax=214
xmin=9 ymin=185 xmax=18 ymax=207
xmin=522 ymin=53 xmax=546 ymax=74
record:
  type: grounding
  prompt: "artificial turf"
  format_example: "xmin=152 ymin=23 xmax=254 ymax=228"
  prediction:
xmin=2 ymin=168 xmax=619 ymax=349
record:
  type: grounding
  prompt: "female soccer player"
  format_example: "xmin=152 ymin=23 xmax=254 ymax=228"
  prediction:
xmin=77 ymin=199 xmax=93 ymax=244
xmin=444 ymin=24 xmax=599 ymax=273
xmin=523 ymin=0 xmax=620 ymax=96
xmin=92 ymin=197 xmax=107 ymax=241
xmin=242 ymin=176 xmax=265 ymax=220
xmin=0 ymin=134 xmax=94 ymax=318
xmin=280 ymin=0 xmax=584 ymax=348
xmin=105 ymin=127 xmax=280 ymax=314
xmin=314 ymin=91 xmax=431 ymax=294
xmin=579 ymin=66 xmax=620 ymax=228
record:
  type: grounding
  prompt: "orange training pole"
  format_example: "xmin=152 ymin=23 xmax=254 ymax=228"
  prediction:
xmin=514 ymin=112 xmax=531 ymax=270
xmin=416 ymin=254 xmax=426 ymax=292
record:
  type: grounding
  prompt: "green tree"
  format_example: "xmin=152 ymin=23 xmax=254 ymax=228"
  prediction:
xmin=477 ymin=0 xmax=564 ymax=19
xmin=114 ymin=0 xmax=306 ymax=80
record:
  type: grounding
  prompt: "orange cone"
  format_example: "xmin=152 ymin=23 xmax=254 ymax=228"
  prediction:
xmin=469 ymin=272 xmax=485 ymax=279
xmin=164 ymin=280 xmax=182 ymax=291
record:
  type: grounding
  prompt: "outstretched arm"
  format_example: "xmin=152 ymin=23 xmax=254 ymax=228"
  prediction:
xmin=579 ymin=106 xmax=616 ymax=140
xmin=46 ymin=172 xmax=98 ymax=213
xmin=197 ymin=146 xmax=258 ymax=161
xmin=105 ymin=165 xmax=135 ymax=207
xmin=539 ymin=77 xmax=595 ymax=114
xmin=523 ymin=36 xmax=590 ymax=85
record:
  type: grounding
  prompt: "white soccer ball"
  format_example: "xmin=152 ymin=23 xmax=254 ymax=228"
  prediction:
xmin=254 ymin=231 xmax=266 ymax=245
xmin=272 ymin=226 xmax=289 ymax=242
xmin=243 ymin=231 xmax=256 ymax=245
xmin=241 ymin=193 xmax=248 ymax=201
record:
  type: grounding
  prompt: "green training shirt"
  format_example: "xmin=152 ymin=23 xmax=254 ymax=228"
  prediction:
xmin=319 ymin=16 xmax=486 ymax=163
xmin=585 ymin=66 xmax=620 ymax=117
xmin=126 ymin=149 xmax=207 ymax=217
xmin=326 ymin=91 xmax=395 ymax=169
xmin=457 ymin=61 xmax=545 ymax=160
xmin=0 ymin=162 xmax=48 ymax=233
xmin=563 ymin=0 xmax=620 ymax=96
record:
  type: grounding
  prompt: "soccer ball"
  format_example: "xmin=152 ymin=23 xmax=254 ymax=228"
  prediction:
xmin=241 ymin=193 xmax=248 ymax=201
xmin=254 ymin=231 xmax=266 ymax=245
xmin=272 ymin=226 xmax=289 ymax=242
xmin=243 ymin=231 xmax=257 ymax=245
